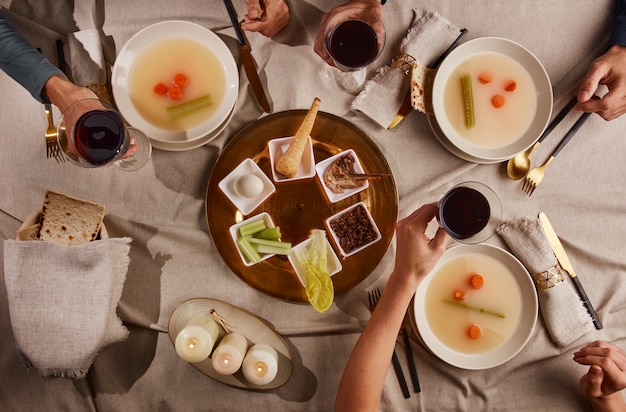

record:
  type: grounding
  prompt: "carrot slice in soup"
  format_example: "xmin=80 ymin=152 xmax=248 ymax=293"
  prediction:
xmin=154 ymin=83 xmax=169 ymax=96
xmin=453 ymin=290 xmax=466 ymax=301
xmin=168 ymin=86 xmax=184 ymax=100
xmin=478 ymin=72 xmax=492 ymax=84
xmin=173 ymin=73 xmax=189 ymax=88
xmin=468 ymin=324 xmax=482 ymax=339
xmin=491 ymin=94 xmax=505 ymax=108
xmin=470 ymin=273 xmax=484 ymax=289
xmin=504 ymin=80 xmax=517 ymax=92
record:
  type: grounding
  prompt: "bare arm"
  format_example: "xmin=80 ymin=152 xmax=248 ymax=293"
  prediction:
xmin=335 ymin=203 xmax=448 ymax=412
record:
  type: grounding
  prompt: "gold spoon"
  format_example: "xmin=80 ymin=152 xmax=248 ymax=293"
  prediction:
xmin=506 ymin=97 xmax=578 ymax=180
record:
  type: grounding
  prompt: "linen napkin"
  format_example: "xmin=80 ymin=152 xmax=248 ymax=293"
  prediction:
xmin=3 ymin=237 xmax=131 ymax=378
xmin=352 ymin=8 xmax=462 ymax=128
xmin=65 ymin=0 xmax=107 ymax=88
xmin=497 ymin=218 xmax=594 ymax=347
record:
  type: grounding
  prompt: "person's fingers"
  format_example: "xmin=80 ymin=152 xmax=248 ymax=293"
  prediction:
xmin=580 ymin=365 xmax=605 ymax=397
xmin=243 ymin=0 xmax=264 ymax=20
xmin=577 ymin=63 xmax=607 ymax=103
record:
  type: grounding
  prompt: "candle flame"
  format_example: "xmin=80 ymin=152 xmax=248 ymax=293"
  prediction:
xmin=253 ymin=361 xmax=268 ymax=377
xmin=187 ymin=338 xmax=199 ymax=350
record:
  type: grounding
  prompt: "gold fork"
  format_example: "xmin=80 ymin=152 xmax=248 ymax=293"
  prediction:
xmin=368 ymin=288 xmax=410 ymax=399
xmin=44 ymin=103 xmax=64 ymax=162
xmin=522 ymin=112 xmax=591 ymax=195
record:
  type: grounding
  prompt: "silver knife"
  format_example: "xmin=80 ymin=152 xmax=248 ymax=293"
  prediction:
xmin=539 ymin=212 xmax=602 ymax=329
xmin=222 ymin=0 xmax=271 ymax=112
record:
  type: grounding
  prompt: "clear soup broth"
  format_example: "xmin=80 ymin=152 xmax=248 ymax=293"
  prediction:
xmin=128 ymin=37 xmax=226 ymax=132
xmin=444 ymin=51 xmax=537 ymax=149
xmin=425 ymin=253 xmax=522 ymax=354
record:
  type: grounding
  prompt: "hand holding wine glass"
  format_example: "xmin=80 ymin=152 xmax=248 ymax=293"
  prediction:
xmin=314 ymin=1 xmax=385 ymax=92
xmin=56 ymin=91 xmax=151 ymax=171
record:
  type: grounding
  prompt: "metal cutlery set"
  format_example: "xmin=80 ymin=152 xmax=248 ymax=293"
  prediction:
xmin=507 ymin=97 xmax=591 ymax=195
xmin=368 ymin=288 xmax=420 ymax=398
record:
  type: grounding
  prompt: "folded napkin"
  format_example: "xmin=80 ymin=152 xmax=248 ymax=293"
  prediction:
xmin=352 ymin=9 xmax=462 ymax=128
xmin=497 ymin=218 xmax=594 ymax=347
xmin=66 ymin=0 xmax=107 ymax=88
xmin=3 ymin=237 xmax=131 ymax=378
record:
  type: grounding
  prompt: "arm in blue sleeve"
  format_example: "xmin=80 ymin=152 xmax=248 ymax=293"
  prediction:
xmin=0 ymin=12 xmax=66 ymax=102
xmin=609 ymin=0 xmax=626 ymax=46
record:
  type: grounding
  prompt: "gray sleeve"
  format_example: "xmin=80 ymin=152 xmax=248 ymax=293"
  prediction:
xmin=0 ymin=12 xmax=66 ymax=102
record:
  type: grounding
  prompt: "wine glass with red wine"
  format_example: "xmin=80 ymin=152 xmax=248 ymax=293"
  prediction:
xmin=438 ymin=181 xmax=502 ymax=244
xmin=324 ymin=7 xmax=386 ymax=92
xmin=56 ymin=97 xmax=151 ymax=171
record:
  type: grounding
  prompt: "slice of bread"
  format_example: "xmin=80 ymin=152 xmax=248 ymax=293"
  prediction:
xmin=38 ymin=190 xmax=105 ymax=245
xmin=410 ymin=61 xmax=435 ymax=115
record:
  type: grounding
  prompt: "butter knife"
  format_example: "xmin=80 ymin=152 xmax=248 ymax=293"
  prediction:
xmin=538 ymin=212 xmax=603 ymax=329
xmin=223 ymin=0 xmax=271 ymax=112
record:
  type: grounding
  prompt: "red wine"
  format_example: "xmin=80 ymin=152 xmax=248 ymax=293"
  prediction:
xmin=75 ymin=110 xmax=125 ymax=165
xmin=439 ymin=186 xmax=490 ymax=239
xmin=327 ymin=20 xmax=378 ymax=69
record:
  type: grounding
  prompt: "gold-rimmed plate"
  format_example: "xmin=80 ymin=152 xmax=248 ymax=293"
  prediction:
xmin=205 ymin=110 xmax=398 ymax=302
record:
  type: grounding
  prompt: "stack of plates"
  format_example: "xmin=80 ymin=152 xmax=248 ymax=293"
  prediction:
xmin=429 ymin=37 xmax=553 ymax=164
xmin=111 ymin=21 xmax=239 ymax=151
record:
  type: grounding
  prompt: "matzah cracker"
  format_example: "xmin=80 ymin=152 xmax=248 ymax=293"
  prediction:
xmin=16 ymin=223 xmax=40 ymax=241
xmin=410 ymin=61 xmax=435 ymax=115
xmin=38 ymin=190 xmax=105 ymax=246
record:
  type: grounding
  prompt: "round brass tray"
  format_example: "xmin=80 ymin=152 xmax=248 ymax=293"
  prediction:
xmin=205 ymin=110 xmax=398 ymax=302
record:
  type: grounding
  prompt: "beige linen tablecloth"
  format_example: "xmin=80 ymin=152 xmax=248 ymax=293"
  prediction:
xmin=1 ymin=0 xmax=625 ymax=410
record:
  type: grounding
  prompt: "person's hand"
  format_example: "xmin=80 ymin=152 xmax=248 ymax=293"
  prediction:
xmin=576 ymin=44 xmax=626 ymax=121
xmin=241 ymin=0 xmax=289 ymax=38
xmin=391 ymin=203 xmax=448 ymax=288
xmin=574 ymin=340 xmax=626 ymax=410
xmin=313 ymin=0 xmax=384 ymax=67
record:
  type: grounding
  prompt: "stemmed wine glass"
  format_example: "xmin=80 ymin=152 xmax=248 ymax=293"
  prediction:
xmin=323 ymin=7 xmax=386 ymax=92
xmin=56 ymin=96 xmax=151 ymax=171
xmin=437 ymin=181 xmax=502 ymax=244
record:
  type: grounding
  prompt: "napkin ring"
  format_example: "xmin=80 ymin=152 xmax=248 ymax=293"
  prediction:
xmin=391 ymin=54 xmax=416 ymax=75
xmin=532 ymin=265 xmax=565 ymax=290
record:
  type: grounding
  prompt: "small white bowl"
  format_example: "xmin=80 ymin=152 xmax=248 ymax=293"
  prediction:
xmin=229 ymin=213 xmax=276 ymax=266
xmin=315 ymin=149 xmax=369 ymax=203
xmin=288 ymin=235 xmax=342 ymax=287
xmin=268 ymin=136 xmax=316 ymax=182
xmin=325 ymin=202 xmax=381 ymax=257
xmin=219 ymin=158 xmax=275 ymax=216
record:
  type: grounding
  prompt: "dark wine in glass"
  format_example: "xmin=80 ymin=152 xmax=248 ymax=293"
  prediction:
xmin=327 ymin=20 xmax=378 ymax=70
xmin=75 ymin=110 xmax=126 ymax=165
xmin=438 ymin=181 xmax=502 ymax=244
xmin=323 ymin=7 xmax=385 ymax=92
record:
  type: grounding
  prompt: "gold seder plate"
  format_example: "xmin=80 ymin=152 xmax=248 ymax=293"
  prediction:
xmin=205 ymin=110 xmax=398 ymax=302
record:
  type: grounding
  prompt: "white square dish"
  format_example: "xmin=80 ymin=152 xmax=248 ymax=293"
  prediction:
xmin=268 ymin=136 xmax=316 ymax=182
xmin=325 ymin=202 xmax=382 ymax=257
xmin=288 ymin=234 xmax=342 ymax=287
xmin=229 ymin=213 xmax=276 ymax=266
xmin=219 ymin=158 xmax=275 ymax=215
xmin=315 ymin=149 xmax=369 ymax=203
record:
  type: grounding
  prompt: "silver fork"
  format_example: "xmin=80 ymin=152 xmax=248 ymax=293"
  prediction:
xmin=44 ymin=103 xmax=64 ymax=162
xmin=522 ymin=112 xmax=591 ymax=195
xmin=368 ymin=288 xmax=410 ymax=398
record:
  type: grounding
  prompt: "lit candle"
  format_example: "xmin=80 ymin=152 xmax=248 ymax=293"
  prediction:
xmin=174 ymin=315 xmax=219 ymax=363
xmin=211 ymin=332 xmax=248 ymax=375
xmin=242 ymin=343 xmax=278 ymax=385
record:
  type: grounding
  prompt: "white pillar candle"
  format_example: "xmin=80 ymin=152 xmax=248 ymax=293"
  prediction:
xmin=174 ymin=315 xmax=219 ymax=363
xmin=242 ymin=343 xmax=278 ymax=385
xmin=211 ymin=332 xmax=248 ymax=375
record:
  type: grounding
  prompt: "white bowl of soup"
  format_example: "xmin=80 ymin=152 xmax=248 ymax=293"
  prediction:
xmin=413 ymin=243 xmax=538 ymax=370
xmin=431 ymin=37 xmax=552 ymax=162
xmin=112 ymin=21 xmax=239 ymax=145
